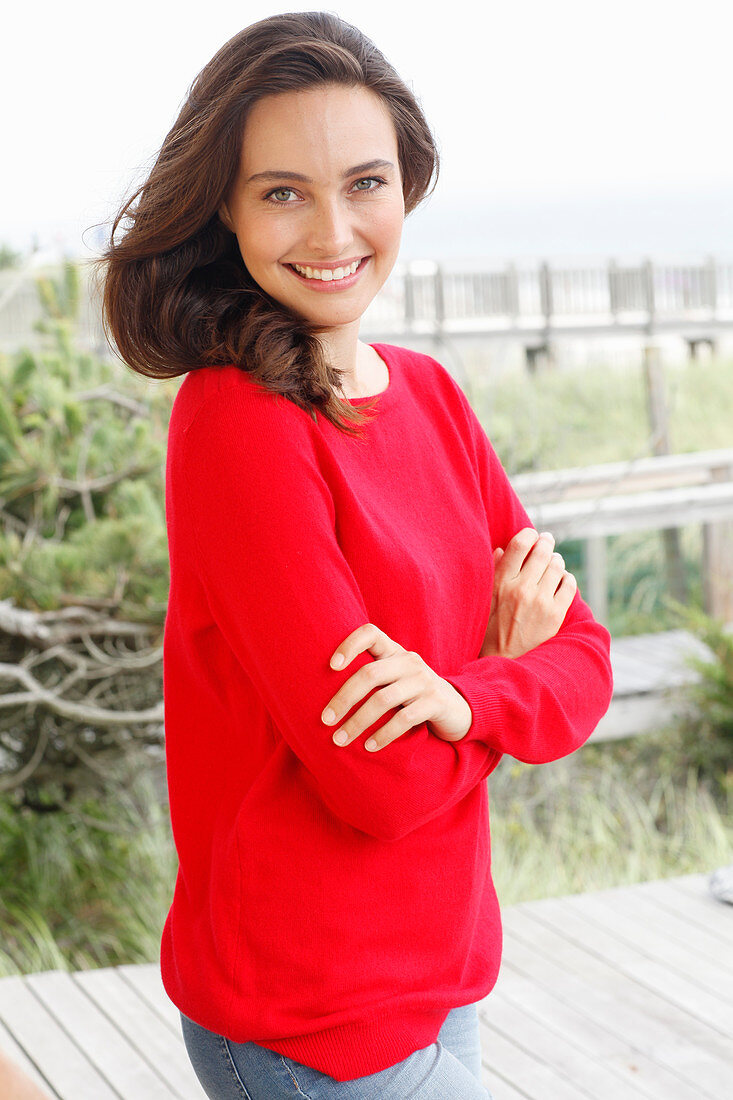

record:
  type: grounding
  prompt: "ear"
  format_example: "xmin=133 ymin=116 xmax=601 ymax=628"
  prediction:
xmin=218 ymin=201 xmax=233 ymax=231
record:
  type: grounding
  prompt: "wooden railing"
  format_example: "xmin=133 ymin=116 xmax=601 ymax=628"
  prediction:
xmin=511 ymin=448 xmax=733 ymax=624
xmin=359 ymin=255 xmax=733 ymax=360
xmin=2 ymin=256 xmax=733 ymax=360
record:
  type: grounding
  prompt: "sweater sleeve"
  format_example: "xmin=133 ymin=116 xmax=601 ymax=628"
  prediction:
xmin=441 ymin=392 xmax=614 ymax=764
xmin=179 ymin=387 xmax=503 ymax=843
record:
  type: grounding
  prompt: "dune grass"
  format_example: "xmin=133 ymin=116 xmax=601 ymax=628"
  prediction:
xmin=489 ymin=738 xmax=731 ymax=907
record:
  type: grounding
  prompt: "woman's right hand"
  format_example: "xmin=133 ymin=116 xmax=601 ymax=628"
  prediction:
xmin=479 ymin=528 xmax=578 ymax=659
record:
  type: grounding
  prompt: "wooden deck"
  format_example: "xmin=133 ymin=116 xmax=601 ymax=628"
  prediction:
xmin=591 ymin=628 xmax=714 ymax=742
xmin=0 ymin=872 xmax=729 ymax=1098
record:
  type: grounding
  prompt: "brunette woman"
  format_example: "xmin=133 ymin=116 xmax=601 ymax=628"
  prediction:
xmin=95 ymin=12 xmax=613 ymax=1098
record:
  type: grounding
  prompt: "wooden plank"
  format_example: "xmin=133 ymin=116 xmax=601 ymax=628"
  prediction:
xmin=634 ymin=877 xmax=733 ymax=942
xmin=550 ymin=888 xmax=733 ymax=1003
xmin=115 ymin=963 xmax=182 ymax=1036
xmin=590 ymin=693 xmax=689 ymax=742
xmin=501 ymin=914 xmax=731 ymax=1098
xmin=480 ymin=963 xmax=703 ymax=1100
xmin=486 ymin=1082 xmax=528 ymax=1100
xmin=71 ymin=967 xmax=205 ymax=1100
xmin=0 ymin=1016 xmax=55 ymax=1096
xmin=0 ymin=976 xmax=118 ymax=1100
xmin=24 ymin=970 xmax=176 ymax=1100
xmin=667 ymin=870 xmax=732 ymax=904
xmin=480 ymin=987 xmax=640 ymax=1099
xmin=483 ymin=1074 xmax=528 ymax=1100
xmin=475 ymin=1019 xmax=594 ymax=1100
xmin=569 ymin=880 xmax=733 ymax=976
xmin=519 ymin=896 xmax=733 ymax=1032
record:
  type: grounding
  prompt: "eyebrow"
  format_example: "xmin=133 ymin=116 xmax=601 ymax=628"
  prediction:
xmin=246 ymin=159 xmax=396 ymax=184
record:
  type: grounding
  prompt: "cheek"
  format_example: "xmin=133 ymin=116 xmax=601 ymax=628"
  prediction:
xmin=234 ymin=216 xmax=285 ymax=268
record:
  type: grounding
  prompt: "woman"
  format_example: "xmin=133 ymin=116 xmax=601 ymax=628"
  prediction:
xmin=95 ymin=12 xmax=613 ymax=1098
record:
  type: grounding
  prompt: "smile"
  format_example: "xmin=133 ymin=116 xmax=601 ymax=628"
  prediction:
xmin=284 ymin=256 xmax=370 ymax=291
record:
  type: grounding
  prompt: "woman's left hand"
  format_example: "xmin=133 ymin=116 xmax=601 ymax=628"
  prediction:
xmin=322 ymin=623 xmax=473 ymax=751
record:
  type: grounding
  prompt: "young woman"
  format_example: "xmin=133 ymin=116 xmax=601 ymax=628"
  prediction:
xmin=95 ymin=12 xmax=613 ymax=1098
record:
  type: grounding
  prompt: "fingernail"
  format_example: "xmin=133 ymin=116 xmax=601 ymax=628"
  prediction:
xmin=322 ymin=708 xmax=336 ymax=725
xmin=364 ymin=739 xmax=378 ymax=751
xmin=331 ymin=653 xmax=344 ymax=668
xmin=333 ymin=730 xmax=348 ymax=745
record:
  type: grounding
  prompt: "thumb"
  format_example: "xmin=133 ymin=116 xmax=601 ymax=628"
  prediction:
xmin=493 ymin=546 xmax=504 ymax=565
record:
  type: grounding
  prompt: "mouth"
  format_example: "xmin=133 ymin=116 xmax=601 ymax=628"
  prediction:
xmin=283 ymin=256 xmax=371 ymax=291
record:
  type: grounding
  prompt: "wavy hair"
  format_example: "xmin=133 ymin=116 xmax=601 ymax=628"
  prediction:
xmin=88 ymin=11 xmax=440 ymax=436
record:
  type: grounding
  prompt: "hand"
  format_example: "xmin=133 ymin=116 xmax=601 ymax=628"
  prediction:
xmin=480 ymin=528 xmax=578 ymax=659
xmin=322 ymin=623 xmax=474 ymax=751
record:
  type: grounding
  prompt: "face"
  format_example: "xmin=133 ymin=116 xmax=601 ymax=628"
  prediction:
xmin=219 ymin=83 xmax=405 ymax=329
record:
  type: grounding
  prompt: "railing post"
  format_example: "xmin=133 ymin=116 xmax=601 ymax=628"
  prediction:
xmin=706 ymin=254 xmax=717 ymax=319
xmin=643 ymin=258 xmax=656 ymax=335
xmin=608 ymin=258 xmax=618 ymax=322
xmin=506 ymin=262 xmax=520 ymax=323
xmin=643 ymin=342 xmax=688 ymax=605
xmin=403 ymin=267 xmax=415 ymax=332
xmin=434 ymin=263 xmax=445 ymax=337
xmin=583 ymin=535 xmax=609 ymax=625
xmin=539 ymin=261 xmax=553 ymax=327
xmin=703 ymin=461 xmax=733 ymax=621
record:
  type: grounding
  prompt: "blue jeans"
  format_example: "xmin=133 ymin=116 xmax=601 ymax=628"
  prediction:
xmin=180 ymin=1002 xmax=495 ymax=1098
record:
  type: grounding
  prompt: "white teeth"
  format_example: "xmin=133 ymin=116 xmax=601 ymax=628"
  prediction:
xmin=292 ymin=259 xmax=362 ymax=280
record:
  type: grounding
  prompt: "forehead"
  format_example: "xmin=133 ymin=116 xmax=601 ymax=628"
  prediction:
xmin=240 ymin=84 xmax=398 ymax=172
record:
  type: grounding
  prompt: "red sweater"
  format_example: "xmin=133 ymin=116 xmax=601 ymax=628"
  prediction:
xmin=160 ymin=342 xmax=613 ymax=1082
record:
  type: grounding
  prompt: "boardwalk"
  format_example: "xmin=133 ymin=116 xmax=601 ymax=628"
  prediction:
xmin=593 ymin=628 xmax=715 ymax=742
xmin=0 ymin=872 xmax=729 ymax=1099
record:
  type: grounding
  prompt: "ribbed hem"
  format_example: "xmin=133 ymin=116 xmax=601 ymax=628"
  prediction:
xmin=442 ymin=669 xmax=506 ymax=742
xmin=256 ymin=1008 xmax=450 ymax=1082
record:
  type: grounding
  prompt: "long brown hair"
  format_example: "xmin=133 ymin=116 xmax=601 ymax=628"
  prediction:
xmin=88 ymin=11 xmax=440 ymax=436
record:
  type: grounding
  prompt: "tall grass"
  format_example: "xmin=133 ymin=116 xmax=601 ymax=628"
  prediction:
xmin=467 ymin=354 xmax=733 ymax=472
xmin=0 ymin=759 xmax=176 ymax=977
xmin=489 ymin=742 xmax=731 ymax=906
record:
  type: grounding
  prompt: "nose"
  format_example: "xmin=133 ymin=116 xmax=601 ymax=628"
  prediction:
xmin=303 ymin=195 xmax=355 ymax=260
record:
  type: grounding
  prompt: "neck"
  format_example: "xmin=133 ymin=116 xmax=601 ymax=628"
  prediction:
xmin=316 ymin=323 xmax=372 ymax=397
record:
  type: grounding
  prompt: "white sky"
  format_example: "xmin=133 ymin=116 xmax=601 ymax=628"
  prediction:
xmin=4 ymin=0 xmax=732 ymax=260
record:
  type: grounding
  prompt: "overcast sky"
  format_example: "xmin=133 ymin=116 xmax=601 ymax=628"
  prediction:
xmin=4 ymin=0 xmax=732 ymax=262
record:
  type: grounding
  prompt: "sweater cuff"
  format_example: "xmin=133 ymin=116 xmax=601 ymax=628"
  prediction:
xmin=443 ymin=669 xmax=499 ymax=745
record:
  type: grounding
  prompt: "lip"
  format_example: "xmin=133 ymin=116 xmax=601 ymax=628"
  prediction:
xmin=284 ymin=256 xmax=371 ymax=291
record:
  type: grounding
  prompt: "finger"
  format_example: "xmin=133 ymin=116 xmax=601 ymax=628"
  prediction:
xmin=329 ymin=621 xmax=401 ymax=670
xmin=553 ymin=570 xmax=578 ymax=610
xmin=514 ymin=531 xmax=557 ymax=585
xmin=496 ymin=527 xmax=542 ymax=579
xmin=331 ymin=671 xmax=425 ymax=749
xmin=536 ymin=550 xmax=566 ymax=590
xmin=359 ymin=693 xmax=433 ymax=752
xmin=324 ymin=652 xmax=416 ymax=733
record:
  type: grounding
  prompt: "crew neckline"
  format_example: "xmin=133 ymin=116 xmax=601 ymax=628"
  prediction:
xmin=340 ymin=343 xmax=395 ymax=405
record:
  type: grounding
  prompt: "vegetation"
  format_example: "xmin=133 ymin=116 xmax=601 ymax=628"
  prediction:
xmin=0 ymin=242 xmax=23 ymax=270
xmin=490 ymin=742 xmax=731 ymax=907
xmin=0 ymin=262 xmax=171 ymax=811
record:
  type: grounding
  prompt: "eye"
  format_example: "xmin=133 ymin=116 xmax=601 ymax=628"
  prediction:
xmin=265 ymin=187 xmax=298 ymax=204
xmin=263 ymin=177 xmax=387 ymax=205
xmin=352 ymin=176 xmax=386 ymax=192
